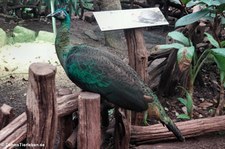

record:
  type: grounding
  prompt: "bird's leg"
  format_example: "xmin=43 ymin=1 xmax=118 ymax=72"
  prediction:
xmin=143 ymin=111 xmax=149 ymax=126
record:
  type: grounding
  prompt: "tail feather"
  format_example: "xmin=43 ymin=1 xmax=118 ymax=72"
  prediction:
xmin=161 ymin=118 xmax=185 ymax=141
xmin=147 ymin=101 xmax=185 ymax=141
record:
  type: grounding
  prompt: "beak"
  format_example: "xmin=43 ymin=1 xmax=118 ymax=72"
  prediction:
xmin=46 ymin=12 xmax=54 ymax=18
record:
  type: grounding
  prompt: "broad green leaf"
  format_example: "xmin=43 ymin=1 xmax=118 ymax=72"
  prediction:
xmin=220 ymin=40 xmax=225 ymax=47
xmin=157 ymin=43 xmax=184 ymax=50
xmin=220 ymin=71 xmax=225 ymax=84
xmin=221 ymin=16 xmax=225 ymax=25
xmin=205 ymin=32 xmax=219 ymax=48
xmin=202 ymin=15 xmax=214 ymax=22
xmin=211 ymin=48 xmax=225 ymax=83
xmin=186 ymin=90 xmax=193 ymax=116
xmin=177 ymin=46 xmax=195 ymax=72
xmin=175 ymin=8 xmax=210 ymax=27
xmin=181 ymin=0 xmax=191 ymax=5
xmin=219 ymin=0 xmax=225 ymax=4
xmin=186 ymin=0 xmax=200 ymax=7
xmin=177 ymin=97 xmax=187 ymax=106
xmin=217 ymin=3 xmax=225 ymax=12
xmin=177 ymin=114 xmax=191 ymax=120
xmin=211 ymin=48 xmax=225 ymax=72
xmin=201 ymin=0 xmax=221 ymax=6
xmin=168 ymin=31 xmax=190 ymax=46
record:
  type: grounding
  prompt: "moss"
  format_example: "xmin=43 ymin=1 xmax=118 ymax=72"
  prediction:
xmin=13 ymin=26 xmax=36 ymax=43
xmin=0 ymin=28 xmax=7 ymax=47
xmin=36 ymin=31 xmax=55 ymax=43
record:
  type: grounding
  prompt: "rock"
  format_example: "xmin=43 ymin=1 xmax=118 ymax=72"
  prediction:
xmin=182 ymin=106 xmax=187 ymax=114
xmin=36 ymin=31 xmax=55 ymax=43
xmin=164 ymin=107 xmax=169 ymax=111
xmin=199 ymin=98 xmax=205 ymax=102
xmin=84 ymin=12 xmax=95 ymax=23
xmin=0 ymin=28 xmax=7 ymax=47
xmin=199 ymin=101 xmax=213 ymax=109
xmin=13 ymin=26 xmax=36 ymax=43
xmin=84 ymin=30 xmax=99 ymax=41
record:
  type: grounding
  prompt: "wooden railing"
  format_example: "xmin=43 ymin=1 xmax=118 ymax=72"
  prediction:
xmin=0 ymin=62 xmax=225 ymax=149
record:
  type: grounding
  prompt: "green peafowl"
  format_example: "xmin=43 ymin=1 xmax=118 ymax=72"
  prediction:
xmin=47 ymin=8 xmax=184 ymax=141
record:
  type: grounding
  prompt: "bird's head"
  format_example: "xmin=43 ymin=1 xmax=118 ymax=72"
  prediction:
xmin=47 ymin=8 xmax=69 ymax=21
xmin=147 ymin=102 xmax=185 ymax=142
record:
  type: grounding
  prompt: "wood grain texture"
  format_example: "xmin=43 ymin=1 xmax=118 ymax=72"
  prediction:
xmin=131 ymin=115 xmax=225 ymax=145
xmin=77 ymin=92 xmax=101 ymax=149
xmin=26 ymin=63 xmax=58 ymax=149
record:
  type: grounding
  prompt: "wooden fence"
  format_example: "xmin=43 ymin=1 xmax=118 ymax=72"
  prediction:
xmin=0 ymin=62 xmax=225 ymax=149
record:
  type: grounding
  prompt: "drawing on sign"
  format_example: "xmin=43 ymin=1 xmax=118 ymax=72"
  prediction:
xmin=93 ymin=8 xmax=168 ymax=31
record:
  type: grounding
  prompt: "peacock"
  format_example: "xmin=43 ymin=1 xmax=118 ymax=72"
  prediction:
xmin=47 ymin=8 xmax=184 ymax=141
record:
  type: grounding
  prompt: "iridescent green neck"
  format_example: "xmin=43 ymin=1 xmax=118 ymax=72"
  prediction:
xmin=55 ymin=16 xmax=71 ymax=67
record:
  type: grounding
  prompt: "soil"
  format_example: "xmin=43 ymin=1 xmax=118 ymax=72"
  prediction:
xmin=0 ymin=15 xmax=225 ymax=149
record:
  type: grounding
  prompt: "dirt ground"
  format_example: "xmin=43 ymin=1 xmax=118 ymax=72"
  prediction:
xmin=0 ymin=16 xmax=225 ymax=149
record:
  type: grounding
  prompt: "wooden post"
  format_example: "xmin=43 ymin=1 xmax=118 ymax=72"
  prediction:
xmin=0 ymin=104 xmax=14 ymax=129
xmin=0 ymin=91 xmax=79 ymax=147
xmin=57 ymin=89 xmax=77 ymax=149
xmin=26 ymin=63 xmax=58 ymax=149
xmin=65 ymin=128 xmax=78 ymax=148
xmin=124 ymin=28 xmax=149 ymax=82
xmin=124 ymin=28 xmax=149 ymax=125
xmin=77 ymin=92 xmax=101 ymax=149
xmin=114 ymin=108 xmax=131 ymax=149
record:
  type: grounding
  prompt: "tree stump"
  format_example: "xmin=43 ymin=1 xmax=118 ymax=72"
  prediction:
xmin=26 ymin=63 xmax=58 ymax=149
xmin=77 ymin=92 xmax=101 ymax=149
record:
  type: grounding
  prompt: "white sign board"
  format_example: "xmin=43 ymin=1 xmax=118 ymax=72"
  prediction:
xmin=93 ymin=8 xmax=168 ymax=31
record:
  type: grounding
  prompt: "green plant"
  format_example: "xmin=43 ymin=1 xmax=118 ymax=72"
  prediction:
xmin=177 ymin=86 xmax=193 ymax=119
xmin=158 ymin=31 xmax=211 ymax=97
xmin=159 ymin=30 xmax=225 ymax=115
xmin=205 ymin=34 xmax=225 ymax=115
xmin=175 ymin=0 xmax=225 ymax=46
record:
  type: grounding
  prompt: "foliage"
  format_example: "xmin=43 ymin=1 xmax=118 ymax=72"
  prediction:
xmin=158 ymin=29 xmax=225 ymax=116
xmin=175 ymin=0 xmax=225 ymax=28
xmin=207 ymin=34 xmax=225 ymax=85
xmin=177 ymin=86 xmax=193 ymax=119
xmin=1 ymin=0 xmax=94 ymax=19
xmin=158 ymin=31 xmax=210 ymax=89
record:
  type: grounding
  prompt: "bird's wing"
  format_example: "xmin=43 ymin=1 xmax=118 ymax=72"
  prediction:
xmin=65 ymin=46 xmax=148 ymax=111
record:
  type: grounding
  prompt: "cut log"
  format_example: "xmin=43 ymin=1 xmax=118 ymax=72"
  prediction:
xmin=131 ymin=115 xmax=225 ymax=145
xmin=65 ymin=128 xmax=78 ymax=148
xmin=77 ymin=92 xmax=101 ymax=149
xmin=1 ymin=102 xmax=225 ymax=146
xmin=114 ymin=108 xmax=131 ymax=149
xmin=0 ymin=104 xmax=14 ymax=129
xmin=0 ymin=112 xmax=26 ymax=143
xmin=1 ymin=124 xmax=27 ymax=149
xmin=57 ymin=93 xmax=79 ymax=117
xmin=26 ymin=63 xmax=58 ymax=149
